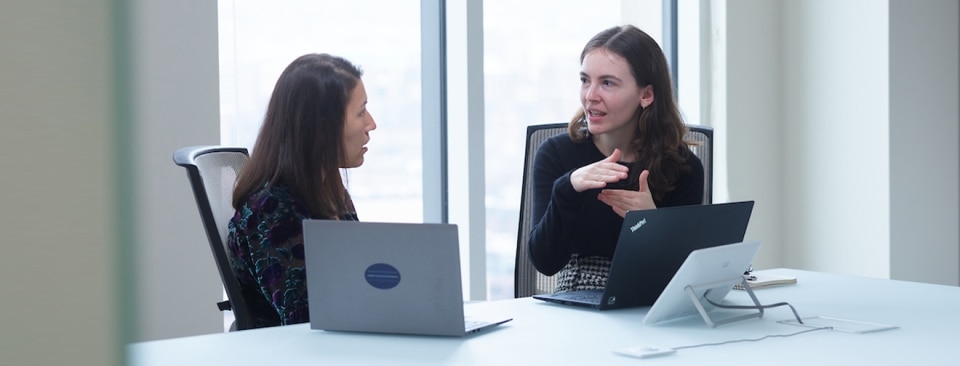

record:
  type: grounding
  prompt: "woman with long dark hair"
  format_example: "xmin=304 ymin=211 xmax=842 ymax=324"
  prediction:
xmin=227 ymin=53 xmax=376 ymax=327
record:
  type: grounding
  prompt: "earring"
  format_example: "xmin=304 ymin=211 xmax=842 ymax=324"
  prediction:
xmin=578 ymin=115 xmax=590 ymax=137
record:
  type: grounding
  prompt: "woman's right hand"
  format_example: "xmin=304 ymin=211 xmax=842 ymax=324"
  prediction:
xmin=570 ymin=148 xmax=629 ymax=192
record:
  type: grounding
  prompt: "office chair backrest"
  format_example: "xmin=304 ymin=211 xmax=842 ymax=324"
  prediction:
xmin=514 ymin=123 xmax=567 ymax=298
xmin=173 ymin=146 xmax=253 ymax=330
xmin=514 ymin=123 xmax=714 ymax=298
xmin=685 ymin=125 xmax=713 ymax=204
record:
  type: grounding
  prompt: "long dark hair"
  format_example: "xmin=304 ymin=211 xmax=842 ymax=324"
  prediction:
xmin=569 ymin=25 xmax=691 ymax=200
xmin=233 ymin=53 xmax=362 ymax=219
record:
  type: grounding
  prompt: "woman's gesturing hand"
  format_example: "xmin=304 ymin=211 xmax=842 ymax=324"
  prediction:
xmin=597 ymin=169 xmax=656 ymax=218
xmin=570 ymin=148 xmax=629 ymax=193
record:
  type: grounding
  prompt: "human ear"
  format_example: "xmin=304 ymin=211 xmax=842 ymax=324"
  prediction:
xmin=639 ymin=85 xmax=655 ymax=109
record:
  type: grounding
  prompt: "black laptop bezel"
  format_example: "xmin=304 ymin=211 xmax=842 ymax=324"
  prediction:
xmin=533 ymin=201 xmax=755 ymax=310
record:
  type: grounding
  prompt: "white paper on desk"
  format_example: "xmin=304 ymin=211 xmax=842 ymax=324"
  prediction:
xmin=779 ymin=316 xmax=898 ymax=333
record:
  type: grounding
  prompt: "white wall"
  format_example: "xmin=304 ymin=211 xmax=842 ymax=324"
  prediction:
xmin=726 ymin=0 xmax=959 ymax=285
xmin=722 ymin=0 xmax=784 ymax=271
xmin=130 ymin=0 xmax=224 ymax=340
xmin=0 ymin=1 xmax=124 ymax=365
xmin=889 ymin=0 xmax=960 ymax=285
xmin=780 ymin=0 xmax=892 ymax=278
xmin=0 ymin=0 xmax=229 ymax=359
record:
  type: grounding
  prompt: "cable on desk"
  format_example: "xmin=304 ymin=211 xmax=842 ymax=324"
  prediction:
xmin=664 ymin=289 xmax=827 ymax=352
xmin=703 ymin=288 xmax=805 ymax=324
xmin=672 ymin=326 xmax=832 ymax=350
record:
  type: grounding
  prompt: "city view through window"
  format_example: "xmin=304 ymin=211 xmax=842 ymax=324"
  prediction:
xmin=219 ymin=0 xmax=678 ymax=300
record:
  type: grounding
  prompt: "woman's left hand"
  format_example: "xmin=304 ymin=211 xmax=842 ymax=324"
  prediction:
xmin=597 ymin=169 xmax=657 ymax=218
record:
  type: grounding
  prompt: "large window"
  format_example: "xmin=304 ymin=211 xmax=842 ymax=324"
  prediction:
xmin=219 ymin=0 xmax=701 ymax=302
xmin=218 ymin=0 xmax=424 ymax=223
xmin=481 ymin=1 xmax=665 ymax=299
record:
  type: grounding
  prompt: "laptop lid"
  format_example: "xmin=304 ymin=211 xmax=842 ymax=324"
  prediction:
xmin=642 ymin=240 xmax=761 ymax=325
xmin=303 ymin=220 xmax=509 ymax=336
xmin=533 ymin=201 xmax=754 ymax=310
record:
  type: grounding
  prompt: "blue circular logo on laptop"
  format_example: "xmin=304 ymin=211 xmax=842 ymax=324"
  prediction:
xmin=364 ymin=263 xmax=401 ymax=289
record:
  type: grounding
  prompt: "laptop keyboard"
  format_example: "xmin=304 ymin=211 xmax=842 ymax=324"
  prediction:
xmin=555 ymin=291 xmax=602 ymax=303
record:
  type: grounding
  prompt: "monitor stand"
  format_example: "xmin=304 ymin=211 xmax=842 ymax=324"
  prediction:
xmin=684 ymin=276 xmax=764 ymax=327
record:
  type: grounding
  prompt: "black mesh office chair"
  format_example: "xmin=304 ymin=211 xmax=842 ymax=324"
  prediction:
xmin=514 ymin=123 xmax=715 ymax=298
xmin=173 ymin=146 xmax=253 ymax=331
xmin=685 ymin=125 xmax=713 ymax=204
xmin=514 ymin=123 xmax=567 ymax=298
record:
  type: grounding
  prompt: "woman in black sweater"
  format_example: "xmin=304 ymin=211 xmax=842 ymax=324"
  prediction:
xmin=528 ymin=25 xmax=704 ymax=292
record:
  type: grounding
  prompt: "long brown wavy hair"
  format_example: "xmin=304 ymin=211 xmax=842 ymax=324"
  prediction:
xmin=569 ymin=25 xmax=692 ymax=200
xmin=232 ymin=53 xmax=361 ymax=219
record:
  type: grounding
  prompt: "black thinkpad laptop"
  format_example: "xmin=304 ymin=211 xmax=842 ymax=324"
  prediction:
xmin=533 ymin=201 xmax=754 ymax=310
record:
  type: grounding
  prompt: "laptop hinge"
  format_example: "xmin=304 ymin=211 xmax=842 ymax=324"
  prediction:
xmin=217 ymin=300 xmax=232 ymax=312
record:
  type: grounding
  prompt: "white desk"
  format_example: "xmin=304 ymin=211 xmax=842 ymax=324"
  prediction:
xmin=129 ymin=269 xmax=960 ymax=365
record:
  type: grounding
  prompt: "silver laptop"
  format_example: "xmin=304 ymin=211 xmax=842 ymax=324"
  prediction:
xmin=643 ymin=240 xmax=761 ymax=326
xmin=302 ymin=220 xmax=512 ymax=336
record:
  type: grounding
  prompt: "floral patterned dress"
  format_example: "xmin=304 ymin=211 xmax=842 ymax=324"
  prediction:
xmin=227 ymin=184 xmax=357 ymax=327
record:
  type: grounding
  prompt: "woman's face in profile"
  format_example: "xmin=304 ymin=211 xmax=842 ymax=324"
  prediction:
xmin=341 ymin=79 xmax=376 ymax=168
